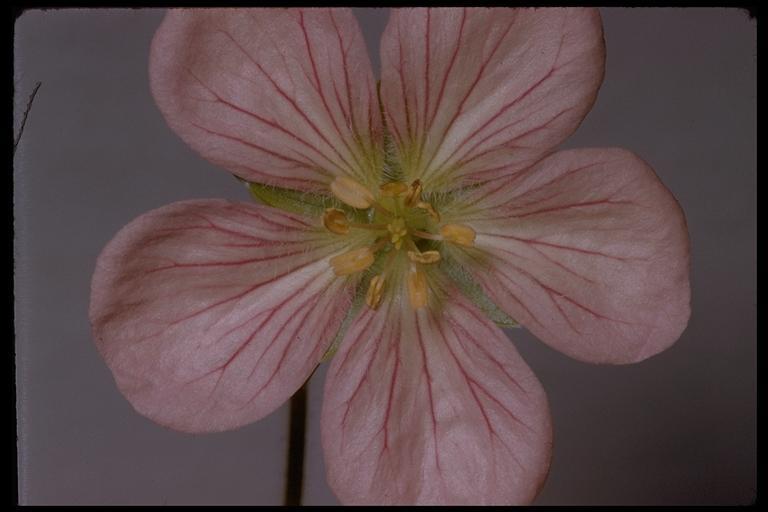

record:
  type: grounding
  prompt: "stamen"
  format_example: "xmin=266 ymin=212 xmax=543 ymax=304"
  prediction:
xmin=407 ymin=250 xmax=441 ymax=264
xmin=379 ymin=181 xmax=408 ymax=197
xmin=415 ymin=201 xmax=440 ymax=221
xmin=440 ymin=223 xmax=476 ymax=247
xmin=326 ymin=176 xmax=465 ymax=310
xmin=406 ymin=265 xmax=428 ymax=309
xmin=329 ymin=247 xmax=375 ymax=276
xmin=404 ymin=179 xmax=422 ymax=207
xmin=323 ymin=208 xmax=349 ymax=235
xmin=365 ymin=275 xmax=386 ymax=309
xmin=330 ymin=176 xmax=375 ymax=209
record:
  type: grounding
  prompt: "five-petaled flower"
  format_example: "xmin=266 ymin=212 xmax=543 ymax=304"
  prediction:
xmin=90 ymin=7 xmax=690 ymax=505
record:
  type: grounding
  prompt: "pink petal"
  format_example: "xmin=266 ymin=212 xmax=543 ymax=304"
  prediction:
xmin=379 ymin=8 xmax=604 ymax=188
xmin=458 ymin=149 xmax=691 ymax=364
xmin=321 ymin=293 xmax=551 ymax=505
xmin=150 ymin=9 xmax=381 ymax=191
xmin=89 ymin=200 xmax=352 ymax=432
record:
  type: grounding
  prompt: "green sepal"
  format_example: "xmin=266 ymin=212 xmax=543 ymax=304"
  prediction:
xmin=438 ymin=256 xmax=520 ymax=329
xmin=239 ymin=177 xmax=339 ymax=217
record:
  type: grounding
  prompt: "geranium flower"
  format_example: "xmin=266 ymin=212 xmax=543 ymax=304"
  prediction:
xmin=89 ymin=7 xmax=691 ymax=505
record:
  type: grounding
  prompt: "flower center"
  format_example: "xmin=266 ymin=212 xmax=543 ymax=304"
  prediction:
xmin=325 ymin=177 xmax=476 ymax=310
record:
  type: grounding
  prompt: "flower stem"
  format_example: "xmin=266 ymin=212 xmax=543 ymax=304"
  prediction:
xmin=284 ymin=381 xmax=308 ymax=506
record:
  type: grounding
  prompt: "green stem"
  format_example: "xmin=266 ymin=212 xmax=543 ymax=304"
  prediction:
xmin=284 ymin=382 xmax=308 ymax=506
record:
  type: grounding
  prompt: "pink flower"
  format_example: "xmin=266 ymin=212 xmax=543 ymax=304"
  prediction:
xmin=89 ymin=7 xmax=691 ymax=505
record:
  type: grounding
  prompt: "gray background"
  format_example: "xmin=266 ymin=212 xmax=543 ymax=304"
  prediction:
xmin=14 ymin=8 xmax=756 ymax=505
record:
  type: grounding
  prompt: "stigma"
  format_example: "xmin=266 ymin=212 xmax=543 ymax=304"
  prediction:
xmin=325 ymin=176 xmax=475 ymax=310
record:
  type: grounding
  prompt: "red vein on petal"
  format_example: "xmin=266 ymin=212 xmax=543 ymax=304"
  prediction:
xmin=512 ymin=199 xmax=636 ymax=219
xmin=189 ymin=122 xmax=329 ymax=181
xmin=458 ymin=169 xmax=532 ymax=210
xmin=146 ymin=249 xmax=307 ymax=274
xmin=335 ymin=308 xmax=385 ymax=430
xmin=328 ymin=9 xmax=360 ymax=139
xmin=488 ymin=243 xmax=597 ymax=285
xmin=190 ymin=210 xmax=316 ymax=241
xmin=431 ymin=310 xmax=526 ymax=469
xmin=490 ymin=253 xmax=639 ymax=329
xmin=415 ymin=310 xmax=441 ymax=473
xmin=195 ymin=275 xmax=331 ymax=401
xmin=341 ymin=308 xmax=397 ymax=454
xmin=434 ymin=309 xmax=529 ymax=431
xmin=366 ymin=73 xmax=376 ymax=152
xmin=335 ymin=308 xmax=377 ymax=378
xmin=379 ymin=310 xmax=401 ymax=455
xmin=486 ymin=254 xmax=584 ymax=335
xmin=185 ymin=66 xmax=342 ymax=177
xmin=224 ymin=204 xmax=315 ymax=230
xmin=425 ymin=8 xmax=466 ymax=136
xmin=395 ymin=20 xmax=414 ymax=147
xmin=297 ymin=12 xmax=367 ymax=180
xmin=138 ymin=249 xmax=340 ymax=392
xmin=213 ymin=239 xmax=315 ymax=249
xmin=146 ymin=237 xmax=337 ymax=276
xmin=454 ymin=107 xmax=576 ymax=173
xmin=432 ymin=31 xmax=568 ymax=177
xmin=206 ymin=232 xmax=326 ymax=247
xmin=186 ymin=279 xmax=316 ymax=392
xmin=385 ymin=106 xmax=404 ymax=157
xmin=452 ymin=162 xmax=532 ymax=191
xmin=420 ymin=13 xmax=518 ymax=181
xmin=446 ymin=304 xmax=528 ymax=396
xmin=237 ymin=282 xmax=330 ymax=406
xmin=166 ymin=253 xmax=331 ymax=329
xmin=496 ymin=189 xmax=571 ymax=213
xmin=331 ymin=80 xmax=350 ymax=129
xmin=553 ymin=289 xmax=638 ymax=328
xmin=228 ymin=163 xmax=327 ymax=190
xmin=210 ymin=30 xmax=358 ymax=177
xmin=463 ymin=159 xmax=620 ymax=213
xmin=412 ymin=9 xmax=431 ymax=173
xmin=473 ymin=261 xmax=548 ymax=334
xmin=515 ymin=160 xmax=613 ymax=198
xmin=194 ymin=212 xmax=270 ymax=241
xmin=485 ymin=232 xmax=631 ymax=262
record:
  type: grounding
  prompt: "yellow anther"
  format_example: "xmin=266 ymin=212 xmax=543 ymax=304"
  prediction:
xmin=323 ymin=208 xmax=349 ymax=235
xmin=387 ymin=218 xmax=408 ymax=250
xmin=406 ymin=265 xmax=428 ymax=309
xmin=415 ymin=201 xmax=441 ymax=221
xmin=407 ymin=250 xmax=441 ymax=264
xmin=365 ymin=275 xmax=386 ymax=309
xmin=440 ymin=223 xmax=476 ymax=247
xmin=330 ymin=176 xmax=375 ymax=209
xmin=404 ymin=180 xmax=422 ymax=207
xmin=379 ymin=181 xmax=409 ymax=197
xmin=329 ymin=247 xmax=375 ymax=276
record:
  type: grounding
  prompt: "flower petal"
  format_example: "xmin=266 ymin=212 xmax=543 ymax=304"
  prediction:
xmin=322 ymin=293 xmax=551 ymax=505
xmin=150 ymin=8 xmax=381 ymax=190
xmin=90 ymin=200 xmax=352 ymax=432
xmin=379 ymin=8 xmax=604 ymax=189
xmin=456 ymin=149 xmax=691 ymax=364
